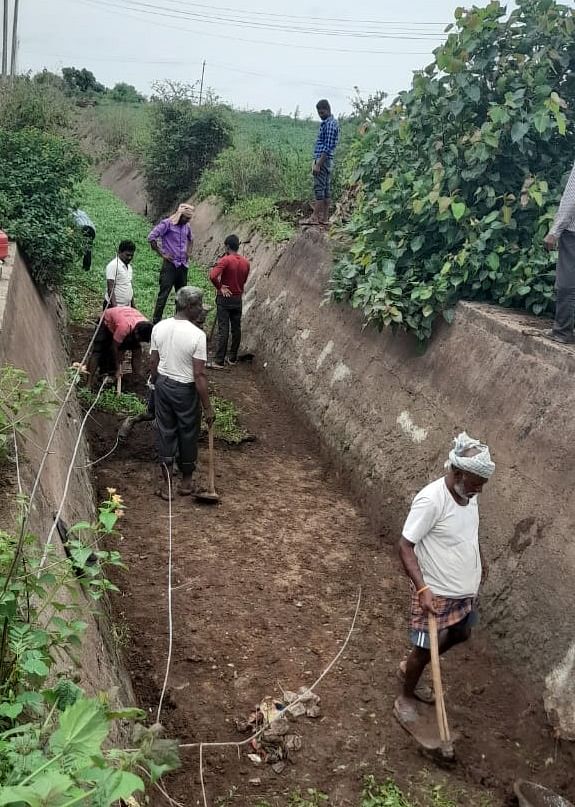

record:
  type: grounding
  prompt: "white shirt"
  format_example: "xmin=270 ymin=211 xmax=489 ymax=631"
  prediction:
xmin=150 ymin=318 xmax=207 ymax=383
xmin=402 ymin=477 xmax=481 ymax=599
xmin=105 ymin=257 xmax=133 ymax=306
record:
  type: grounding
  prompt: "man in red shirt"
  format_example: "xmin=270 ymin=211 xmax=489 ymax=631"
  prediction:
xmin=209 ymin=235 xmax=250 ymax=369
xmin=87 ymin=305 xmax=153 ymax=387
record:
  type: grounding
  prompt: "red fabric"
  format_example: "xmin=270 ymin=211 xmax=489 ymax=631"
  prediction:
xmin=102 ymin=306 xmax=147 ymax=344
xmin=209 ymin=254 xmax=250 ymax=296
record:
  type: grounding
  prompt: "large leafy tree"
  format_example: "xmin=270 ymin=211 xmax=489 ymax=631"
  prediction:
xmin=331 ymin=0 xmax=575 ymax=339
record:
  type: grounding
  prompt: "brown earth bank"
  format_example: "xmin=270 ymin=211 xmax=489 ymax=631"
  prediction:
xmin=73 ymin=325 xmax=575 ymax=807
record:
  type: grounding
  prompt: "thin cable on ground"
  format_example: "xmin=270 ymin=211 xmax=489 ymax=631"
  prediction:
xmin=38 ymin=378 xmax=107 ymax=572
xmin=135 ymin=763 xmax=185 ymax=807
xmin=12 ymin=427 xmax=22 ymax=496
xmin=156 ymin=465 xmax=174 ymax=724
xmin=13 ymin=275 xmax=119 ymax=583
xmin=79 ymin=435 xmax=120 ymax=469
xmin=180 ymin=588 xmax=361 ymax=807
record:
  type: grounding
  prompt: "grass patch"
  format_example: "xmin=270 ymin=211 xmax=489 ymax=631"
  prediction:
xmin=212 ymin=396 xmax=250 ymax=444
xmin=77 ymin=387 xmax=146 ymax=416
xmin=360 ymin=776 xmax=494 ymax=807
xmin=77 ymin=386 xmax=248 ymax=445
xmin=64 ymin=175 xmax=214 ymax=323
xmin=230 ymin=196 xmax=294 ymax=243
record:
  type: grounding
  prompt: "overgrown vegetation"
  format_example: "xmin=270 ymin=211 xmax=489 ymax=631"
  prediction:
xmin=77 ymin=385 xmax=249 ymax=445
xmin=77 ymin=387 xmax=147 ymax=417
xmin=229 ymin=197 xmax=294 ymax=242
xmin=144 ymin=96 xmax=232 ymax=215
xmin=0 ymin=368 xmax=55 ymax=461
xmin=0 ymin=75 xmax=71 ymax=133
xmin=65 ymin=177 xmax=213 ymax=322
xmin=0 ymin=370 xmax=179 ymax=802
xmin=0 ymin=128 xmax=86 ymax=286
xmin=331 ymin=0 xmax=574 ymax=340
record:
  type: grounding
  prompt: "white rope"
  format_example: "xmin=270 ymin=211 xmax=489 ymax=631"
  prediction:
xmin=180 ymin=588 xmax=362 ymax=807
xmin=80 ymin=435 xmax=120 ymax=469
xmin=38 ymin=378 xmax=107 ymax=572
xmin=19 ymin=299 xmax=114 ymax=533
xmin=12 ymin=427 xmax=22 ymax=495
xmin=156 ymin=465 xmax=174 ymax=724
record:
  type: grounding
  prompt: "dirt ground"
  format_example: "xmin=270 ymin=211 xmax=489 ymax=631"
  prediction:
xmin=81 ymin=350 xmax=575 ymax=807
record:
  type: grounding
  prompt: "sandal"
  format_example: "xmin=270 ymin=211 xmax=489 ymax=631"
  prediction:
xmin=177 ymin=485 xmax=196 ymax=497
xmin=393 ymin=695 xmax=419 ymax=724
xmin=155 ymin=487 xmax=174 ymax=501
xmin=397 ymin=662 xmax=435 ymax=704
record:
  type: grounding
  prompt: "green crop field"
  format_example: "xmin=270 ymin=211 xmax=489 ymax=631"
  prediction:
xmin=84 ymin=100 xmax=317 ymax=160
xmin=63 ymin=176 xmax=214 ymax=323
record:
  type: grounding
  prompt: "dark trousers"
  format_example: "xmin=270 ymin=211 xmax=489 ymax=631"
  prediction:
xmin=154 ymin=375 xmax=200 ymax=475
xmin=152 ymin=260 xmax=188 ymax=324
xmin=553 ymin=231 xmax=575 ymax=342
xmin=215 ymin=296 xmax=243 ymax=364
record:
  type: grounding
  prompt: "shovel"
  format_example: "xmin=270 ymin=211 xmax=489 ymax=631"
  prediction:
xmin=195 ymin=424 xmax=220 ymax=504
xmin=428 ymin=612 xmax=455 ymax=760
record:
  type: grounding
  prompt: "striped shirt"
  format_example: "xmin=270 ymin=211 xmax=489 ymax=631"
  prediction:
xmin=551 ymin=162 xmax=575 ymax=237
xmin=314 ymin=115 xmax=340 ymax=159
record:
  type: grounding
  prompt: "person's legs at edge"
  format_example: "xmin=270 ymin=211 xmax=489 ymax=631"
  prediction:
xmin=173 ymin=379 xmax=200 ymax=494
xmin=552 ymin=232 xmax=575 ymax=342
xmin=228 ymin=301 xmax=242 ymax=363
xmin=215 ymin=301 xmax=231 ymax=366
xmin=154 ymin=375 xmax=179 ymax=498
xmin=152 ymin=260 xmax=177 ymax=325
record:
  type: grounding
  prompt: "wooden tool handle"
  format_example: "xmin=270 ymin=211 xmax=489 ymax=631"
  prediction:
xmin=207 ymin=424 xmax=215 ymax=494
xmin=428 ymin=612 xmax=451 ymax=744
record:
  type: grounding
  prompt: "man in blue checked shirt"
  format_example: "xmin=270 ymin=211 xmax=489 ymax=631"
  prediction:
xmin=301 ymin=99 xmax=340 ymax=226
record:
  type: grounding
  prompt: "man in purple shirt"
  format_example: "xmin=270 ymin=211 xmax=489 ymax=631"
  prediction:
xmin=148 ymin=202 xmax=195 ymax=324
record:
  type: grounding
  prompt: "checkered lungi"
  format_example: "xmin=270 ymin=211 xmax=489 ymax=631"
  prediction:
xmin=409 ymin=589 xmax=477 ymax=649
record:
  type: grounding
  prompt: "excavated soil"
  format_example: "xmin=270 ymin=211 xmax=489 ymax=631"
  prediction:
xmin=80 ymin=347 xmax=575 ymax=807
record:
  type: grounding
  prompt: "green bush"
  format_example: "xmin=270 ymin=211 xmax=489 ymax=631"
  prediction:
xmin=144 ymin=100 xmax=232 ymax=215
xmin=0 ymin=128 xmax=86 ymax=286
xmin=110 ymin=81 xmax=145 ymax=103
xmin=230 ymin=196 xmax=294 ymax=242
xmin=331 ymin=0 xmax=575 ymax=340
xmin=0 ymin=75 xmax=71 ymax=133
xmin=197 ymin=141 xmax=309 ymax=205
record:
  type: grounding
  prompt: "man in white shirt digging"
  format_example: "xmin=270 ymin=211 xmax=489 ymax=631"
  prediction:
xmin=104 ymin=240 xmax=136 ymax=308
xmin=150 ymin=286 xmax=214 ymax=500
xmin=395 ymin=432 xmax=495 ymax=724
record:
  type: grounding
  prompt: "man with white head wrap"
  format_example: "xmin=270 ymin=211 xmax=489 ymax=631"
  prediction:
xmin=394 ymin=432 xmax=495 ymax=725
xmin=148 ymin=203 xmax=196 ymax=324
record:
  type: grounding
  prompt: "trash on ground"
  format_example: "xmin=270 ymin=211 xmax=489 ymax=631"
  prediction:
xmin=236 ymin=688 xmax=322 ymax=774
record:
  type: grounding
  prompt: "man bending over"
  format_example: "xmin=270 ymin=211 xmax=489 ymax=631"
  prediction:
xmin=87 ymin=306 xmax=152 ymax=387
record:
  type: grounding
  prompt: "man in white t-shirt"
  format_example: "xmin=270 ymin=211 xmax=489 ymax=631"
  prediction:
xmin=150 ymin=286 xmax=214 ymax=499
xmin=104 ymin=240 xmax=136 ymax=308
xmin=394 ymin=432 xmax=495 ymax=725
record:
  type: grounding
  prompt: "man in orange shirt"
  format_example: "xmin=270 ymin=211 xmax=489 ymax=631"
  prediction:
xmin=209 ymin=235 xmax=250 ymax=369
xmin=87 ymin=305 xmax=153 ymax=387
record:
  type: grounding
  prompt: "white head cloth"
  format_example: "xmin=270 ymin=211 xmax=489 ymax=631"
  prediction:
xmin=169 ymin=203 xmax=195 ymax=225
xmin=445 ymin=431 xmax=495 ymax=479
